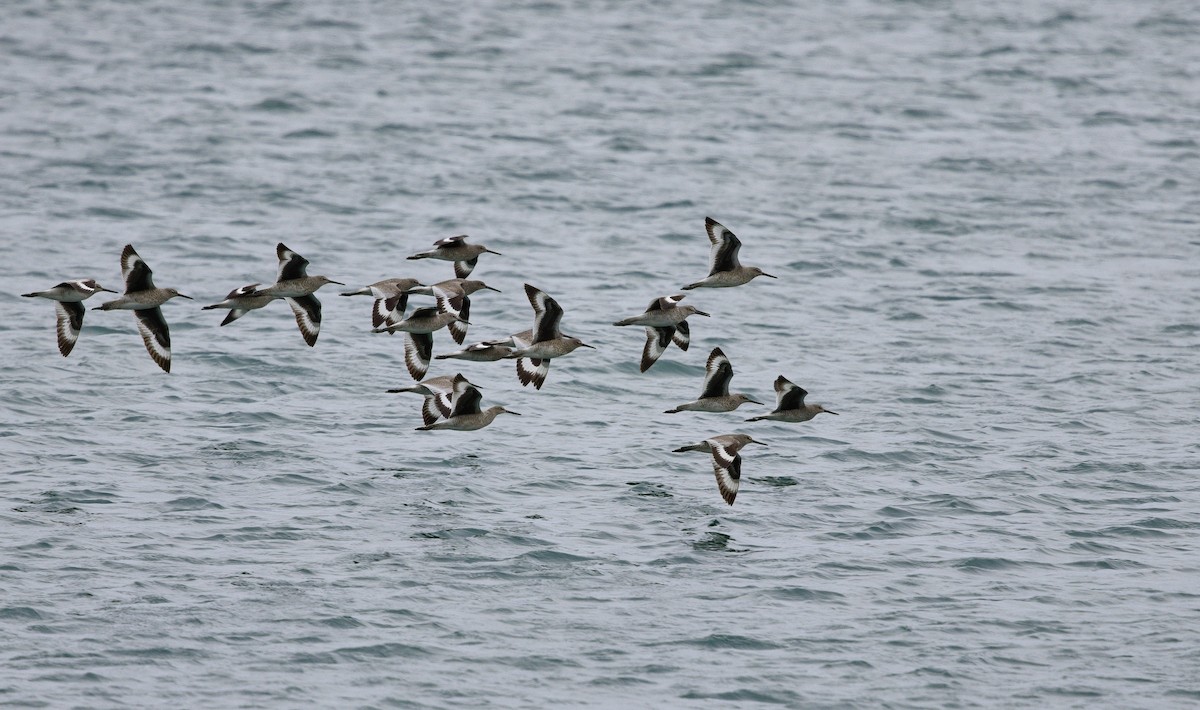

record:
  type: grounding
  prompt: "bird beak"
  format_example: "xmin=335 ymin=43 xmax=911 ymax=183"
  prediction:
xmin=328 ymin=280 xmax=345 ymax=286
xmin=485 ymin=285 xmax=502 ymax=292
xmin=506 ymin=410 xmax=522 ymax=416
xmin=101 ymin=287 xmax=118 ymax=293
xmin=485 ymin=248 xmax=502 ymax=255
xmin=695 ymin=310 xmax=711 ymax=317
xmin=747 ymin=398 xmax=764 ymax=406
xmin=178 ymin=293 xmax=194 ymax=300
xmin=825 ymin=409 xmax=839 ymax=415
xmin=580 ymin=342 xmax=596 ymax=349
xmin=762 ymin=272 xmax=778 ymax=279
xmin=750 ymin=438 xmax=768 ymax=447
xmin=457 ymin=317 xmax=471 ymax=324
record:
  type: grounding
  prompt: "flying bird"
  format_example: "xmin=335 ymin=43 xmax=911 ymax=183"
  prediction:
xmin=22 ymin=278 xmax=117 ymax=356
xmin=93 ymin=245 xmax=192 ymax=373
xmin=672 ymin=433 xmax=768 ymax=505
xmin=682 ymin=217 xmax=776 ymax=290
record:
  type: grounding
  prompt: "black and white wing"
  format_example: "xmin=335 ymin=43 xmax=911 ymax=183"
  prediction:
xmin=641 ymin=326 xmax=675 ymax=373
xmin=516 ymin=357 xmax=550 ymax=390
xmin=774 ymin=375 xmax=808 ymax=411
xmin=704 ymin=217 xmax=743 ymax=275
xmin=134 ymin=307 xmax=172 ymax=373
xmin=700 ymin=347 xmax=734 ymax=399
xmin=438 ymin=295 xmax=470 ymax=345
xmin=652 ymin=294 xmax=685 ymax=312
xmin=376 ymin=293 xmax=407 ymax=329
xmin=525 ymin=284 xmax=564 ymax=343
xmin=276 ymin=243 xmax=311 ymax=282
xmin=287 ymin=295 xmax=322 ymax=346
xmin=710 ymin=446 xmax=742 ymax=506
xmin=671 ymin=320 xmax=691 ymax=351
xmin=404 ymin=331 xmax=434 ymax=380
xmin=449 ymin=375 xmax=484 ymax=418
xmin=121 ymin=244 xmax=155 ymax=293
xmin=55 ymin=301 xmax=85 ymax=357
xmin=454 ymin=258 xmax=478 ymax=280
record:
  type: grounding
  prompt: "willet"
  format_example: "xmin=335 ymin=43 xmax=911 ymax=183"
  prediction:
xmin=93 ymin=245 xmax=192 ymax=373
xmin=672 ymin=433 xmax=768 ymax=506
xmin=508 ymin=284 xmax=595 ymax=390
xmin=613 ymin=294 xmax=709 ymax=372
xmin=682 ymin=217 xmax=776 ymax=290
xmin=22 ymin=278 xmax=117 ymax=356
xmin=340 ymin=277 xmax=424 ymax=329
xmin=202 ymin=284 xmax=276 ymax=326
xmin=435 ymin=341 xmax=515 ymax=362
xmin=256 ymin=243 xmax=343 ymax=346
xmin=404 ymin=278 xmax=501 ymax=345
xmin=415 ymin=374 xmax=519 ymax=431
xmin=435 ymin=327 xmax=532 ymax=362
xmin=665 ymin=347 xmax=763 ymax=413
xmin=388 ymin=373 xmax=481 ymax=426
xmin=746 ymin=376 xmax=839 ymax=423
xmin=483 ymin=328 xmax=534 ymax=349
xmin=374 ymin=296 xmax=469 ymax=380
xmin=406 ymin=235 xmax=501 ymax=279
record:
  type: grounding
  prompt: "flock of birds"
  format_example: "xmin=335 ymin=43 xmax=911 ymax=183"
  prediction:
xmin=22 ymin=218 xmax=837 ymax=506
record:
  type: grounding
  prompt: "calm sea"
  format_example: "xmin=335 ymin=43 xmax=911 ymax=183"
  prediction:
xmin=3 ymin=0 xmax=1199 ymax=706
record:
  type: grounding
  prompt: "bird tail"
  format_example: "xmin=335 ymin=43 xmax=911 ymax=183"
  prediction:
xmin=745 ymin=416 xmax=765 ymax=422
xmin=681 ymin=282 xmax=700 ymax=291
xmin=663 ymin=408 xmax=681 ymax=414
xmin=21 ymin=292 xmax=41 ymax=298
xmin=672 ymin=443 xmax=706 ymax=453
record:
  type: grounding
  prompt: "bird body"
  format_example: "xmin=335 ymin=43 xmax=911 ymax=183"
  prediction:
xmin=612 ymin=294 xmax=709 ymax=328
xmin=665 ymin=347 xmax=762 ymax=413
xmin=682 ymin=217 xmax=776 ymax=290
xmin=93 ymin=245 xmax=192 ymax=372
xmin=374 ymin=298 xmax=466 ymax=335
xmin=202 ymin=284 xmax=276 ymax=326
xmin=406 ymin=278 xmax=499 ymax=298
xmin=375 ymin=297 xmax=469 ymax=380
xmin=340 ymin=278 xmax=424 ymax=329
xmin=436 ymin=341 xmax=514 ymax=362
xmin=509 ymin=284 xmax=594 ymax=389
xmin=746 ymin=376 xmax=838 ymax=423
xmin=672 ymin=433 xmax=768 ymax=505
xmin=251 ymin=244 xmax=343 ymax=346
xmin=614 ymin=294 xmax=708 ymax=372
xmin=401 ymin=278 xmax=499 ymax=344
xmin=415 ymin=375 xmax=519 ymax=431
xmin=23 ymin=279 xmax=117 ymax=356
xmin=389 ymin=373 xmax=480 ymax=426
xmin=406 ymin=236 xmax=501 ymax=279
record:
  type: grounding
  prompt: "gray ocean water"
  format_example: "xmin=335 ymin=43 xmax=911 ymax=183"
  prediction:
xmin=3 ymin=0 xmax=1200 ymax=707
